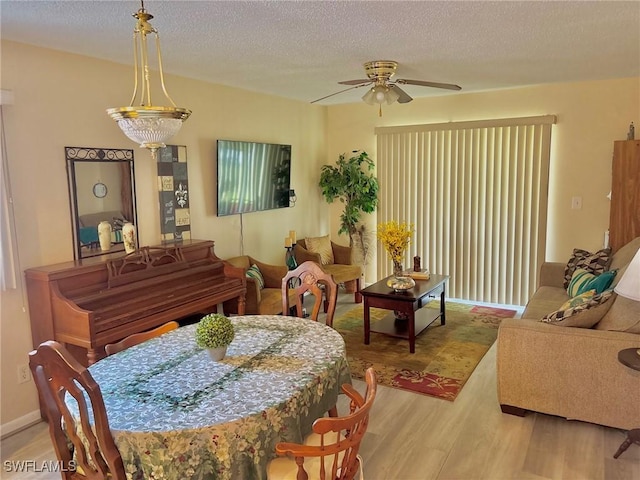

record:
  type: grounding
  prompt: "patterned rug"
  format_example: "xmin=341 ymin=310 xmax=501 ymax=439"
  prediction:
xmin=333 ymin=301 xmax=517 ymax=401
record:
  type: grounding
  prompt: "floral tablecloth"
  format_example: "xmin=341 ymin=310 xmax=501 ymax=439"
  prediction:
xmin=82 ymin=315 xmax=351 ymax=480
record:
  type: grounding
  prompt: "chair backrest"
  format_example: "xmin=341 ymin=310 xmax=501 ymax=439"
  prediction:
xmin=29 ymin=341 xmax=126 ymax=479
xmin=275 ymin=367 xmax=378 ymax=480
xmin=281 ymin=261 xmax=338 ymax=327
xmin=104 ymin=321 xmax=179 ymax=356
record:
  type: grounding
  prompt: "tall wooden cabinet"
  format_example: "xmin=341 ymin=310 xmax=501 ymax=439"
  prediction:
xmin=609 ymin=140 xmax=640 ymax=252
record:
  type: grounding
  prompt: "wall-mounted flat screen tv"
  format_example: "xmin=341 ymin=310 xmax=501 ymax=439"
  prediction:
xmin=216 ymin=140 xmax=291 ymax=216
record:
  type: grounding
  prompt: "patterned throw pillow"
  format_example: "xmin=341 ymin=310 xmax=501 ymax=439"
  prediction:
xmin=567 ymin=268 xmax=617 ymax=297
xmin=563 ymin=247 xmax=612 ymax=290
xmin=560 ymin=289 xmax=596 ymax=309
xmin=541 ymin=289 xmax=614 ymax=327
xmin=305 ymin=235 xmax=335 ymax=265
xmin=246 ymin=264 xmax=265 ymax=289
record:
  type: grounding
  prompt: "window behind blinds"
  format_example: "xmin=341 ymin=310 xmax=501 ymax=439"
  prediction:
xmin=375 ymin=115 xmax=556 ymax=306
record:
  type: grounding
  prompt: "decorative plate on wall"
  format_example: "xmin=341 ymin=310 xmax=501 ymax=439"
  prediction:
xmin=92 ymin=182 xmax=108 ymax=198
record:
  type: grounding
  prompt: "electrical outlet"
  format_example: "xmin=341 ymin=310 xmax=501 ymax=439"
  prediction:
xmin=17 ymin=364 xmax=31 ymax=384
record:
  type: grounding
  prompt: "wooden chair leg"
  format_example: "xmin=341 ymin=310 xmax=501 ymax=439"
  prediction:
xmin=354 ymin=277 xmax=362 ymax=303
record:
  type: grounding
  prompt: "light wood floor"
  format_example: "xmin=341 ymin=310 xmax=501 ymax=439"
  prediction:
xmin=2 ymin=293 xmax=639 ymax=479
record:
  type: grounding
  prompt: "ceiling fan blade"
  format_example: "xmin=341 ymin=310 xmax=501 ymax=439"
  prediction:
xmin=390 ymin=84 xmax=413 ymax=104
xmin=338 ymin=79 xmax=371 ymax=86
xmin=310 ymin=83 xmax=371 ymax=104
xmin=396 ymin=79 xmax=462 ymax=91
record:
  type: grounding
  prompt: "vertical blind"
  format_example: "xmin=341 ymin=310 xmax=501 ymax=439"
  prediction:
xmin=375 ymin=115 xmax=556 ymax=306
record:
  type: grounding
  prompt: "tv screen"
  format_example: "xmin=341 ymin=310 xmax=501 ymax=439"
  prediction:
xmin=216 ymin=140 xmax=292 ymax=216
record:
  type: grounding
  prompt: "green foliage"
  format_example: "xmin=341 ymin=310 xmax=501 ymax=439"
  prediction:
xmin=318 ymin=150 xmax=379 ymax=236
xmin=195 ymin=313 xmax=235 ymax=348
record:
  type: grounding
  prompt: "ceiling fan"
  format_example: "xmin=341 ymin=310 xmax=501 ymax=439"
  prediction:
xmin=311 ymin=60 xmax=461 ymax=115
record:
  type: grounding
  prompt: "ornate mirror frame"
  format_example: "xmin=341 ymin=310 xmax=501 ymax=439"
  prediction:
xmin=65 ymin=147 xmax=138 ymax=260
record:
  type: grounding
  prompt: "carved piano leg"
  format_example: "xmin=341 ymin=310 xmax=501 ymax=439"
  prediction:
xmin=87 ymin=348 xmax=98 ymax=365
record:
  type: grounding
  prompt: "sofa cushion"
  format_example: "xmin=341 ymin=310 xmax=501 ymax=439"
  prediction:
xmin=521 ymin=286 xmax=570 ymax=319
xmin=305 ymin=235 xmax=335 ymax=265
xmin=609 ymin=236 xmax=640 ymax=287
xmin=563 ymin=247 xmax=612 ymax=289
xmin=594 ymin=294 xmax=640 ymax=333
xmin=567 ymin=268 xmax=617 ymax=297
xmin=246 ymin=264 xmax=265 ymax=289
xmin=541 ymin=289 xmax=614 ymax=327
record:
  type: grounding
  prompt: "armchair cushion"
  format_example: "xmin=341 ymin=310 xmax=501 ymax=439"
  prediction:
xmin=304 ymin=235 xmax=334 ymax=265
xmin=293 ymin=238 xmax=363 ymax=301
xmin=224 ymin=256 xmax=290 ymax=315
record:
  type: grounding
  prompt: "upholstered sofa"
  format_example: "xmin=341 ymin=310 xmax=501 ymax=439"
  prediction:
xmin=497 ymin=237 xmax=640 ymax=430
xmin=293 ymin=237 xmax=363 ymax=304
xmin=223 ymin=256 xmax=293 ymax=315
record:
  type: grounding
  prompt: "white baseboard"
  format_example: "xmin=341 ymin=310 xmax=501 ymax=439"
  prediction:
xmin=0 ymin=410 xmax=42 ymax=439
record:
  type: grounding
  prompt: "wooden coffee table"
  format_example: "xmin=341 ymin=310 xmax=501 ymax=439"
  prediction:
xmin=360 ymin=274 xmax=449 ymax=353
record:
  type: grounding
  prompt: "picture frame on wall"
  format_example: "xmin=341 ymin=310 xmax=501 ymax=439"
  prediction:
xmin=157 ymin=145 xmax=190 ymax=242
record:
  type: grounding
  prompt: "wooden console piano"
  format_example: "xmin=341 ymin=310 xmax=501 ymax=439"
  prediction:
xmin=25 ymin=239 xmax=246 ymax=365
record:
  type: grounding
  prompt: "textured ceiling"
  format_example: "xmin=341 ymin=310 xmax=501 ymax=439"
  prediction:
xmin=2 ymin=1 xmax=639 ymax=105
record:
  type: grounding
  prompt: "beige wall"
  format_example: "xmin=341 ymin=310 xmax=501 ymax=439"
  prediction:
xmin=1 ymin=39 xmax=638 ymax=431
xmin=324 ymin=78 xmax=640 ymax=282
xmin=0 ymin=41 xmax=329 ymax=430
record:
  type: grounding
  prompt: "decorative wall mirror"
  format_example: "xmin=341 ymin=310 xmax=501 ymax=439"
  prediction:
xmin=66 ymin=147 xmax=138 ymax=260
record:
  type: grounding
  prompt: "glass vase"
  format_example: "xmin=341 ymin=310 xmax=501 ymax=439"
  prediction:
xmin=393 ymin=260 xmax=404 ymax=277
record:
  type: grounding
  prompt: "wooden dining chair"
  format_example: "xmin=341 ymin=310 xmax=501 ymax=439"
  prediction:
xmin=104 ymin=320 xmax=179 ymax=356
xmin=282 ymin=261 xmax=339 ymax=327
xmin=267 ymin=367 xmax=377 ymax=480
xmin=29 ymin=340 xmax=127 ymax=479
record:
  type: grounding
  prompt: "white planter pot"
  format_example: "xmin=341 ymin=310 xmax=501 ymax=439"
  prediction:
xmin=207 ymin=346 xmax=227 ymax=361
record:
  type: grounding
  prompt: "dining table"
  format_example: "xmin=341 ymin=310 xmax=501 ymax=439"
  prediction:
xmin=71 ymin=315 xmax=351 ymax=480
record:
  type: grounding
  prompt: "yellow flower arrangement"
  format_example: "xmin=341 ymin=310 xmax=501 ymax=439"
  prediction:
xmin=376 ymin=221 xmax=414 ymax=269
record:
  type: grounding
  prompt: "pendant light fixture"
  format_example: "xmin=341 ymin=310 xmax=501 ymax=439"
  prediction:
xmin=107 ymin=1 xmax=191 ymax=160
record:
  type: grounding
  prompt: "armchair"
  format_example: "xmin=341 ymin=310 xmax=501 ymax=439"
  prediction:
xmin=294 ymin=238 xmax=363 ymax=304
xmin=223 ymin=256 xmax=293 ymax=315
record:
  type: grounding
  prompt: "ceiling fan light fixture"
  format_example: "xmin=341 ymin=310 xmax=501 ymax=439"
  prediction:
xmin=106 ymin=1 xmax=191 ymax=160
xmin=362 ymin=87 xmax=378 ymax=105
xmin=386 ymin=86 xmax=400 ymax=104
xmin=362 ymin=84 xmax=399 ymax=106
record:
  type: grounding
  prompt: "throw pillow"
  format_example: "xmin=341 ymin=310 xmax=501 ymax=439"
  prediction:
xmin=246 ymin=264 xmax=265 ymax=289
xmin=305 ymin=235 xmax=335 ymax=265
xmin=563 ymin=247 xmax=612 ymax=289
xmin=567 ymin=268 xmax=617 ymax=297
xmin=541 ymin=289 xmax=614 ymax=328
xmin=560 ymin=289 xmax=596 ymax=309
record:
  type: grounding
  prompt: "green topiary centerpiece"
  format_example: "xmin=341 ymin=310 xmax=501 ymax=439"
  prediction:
xmin=195 ymin=314 xmax=235 ymax=360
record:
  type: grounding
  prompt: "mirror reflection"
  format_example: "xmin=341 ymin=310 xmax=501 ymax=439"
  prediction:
xmin=66 ymin=147 xmax=137 ymax=260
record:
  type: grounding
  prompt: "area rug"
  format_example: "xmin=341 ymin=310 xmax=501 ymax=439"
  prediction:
xmin=333 ymin=301 xmax=517 ymax=401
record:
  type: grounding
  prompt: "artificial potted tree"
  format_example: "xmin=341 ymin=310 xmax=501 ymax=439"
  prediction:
xmin=195 ymin=313 xmax=235 ymax=361
xmin=318 ymin=150 xmax=379 ymax=264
